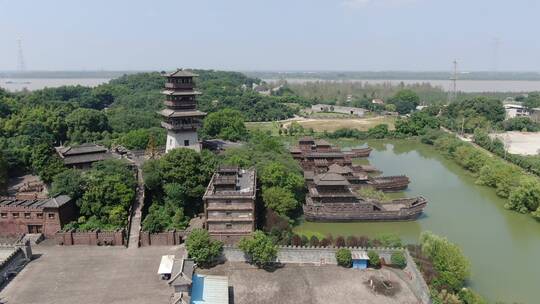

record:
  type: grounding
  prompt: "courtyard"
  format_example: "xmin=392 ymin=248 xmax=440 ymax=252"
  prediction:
xmin=0 ymin=243 xmax=184 ymax=304
xmin=198 ymin=261 xmax=420 ymax=304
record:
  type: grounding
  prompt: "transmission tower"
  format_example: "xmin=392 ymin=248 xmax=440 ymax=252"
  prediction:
xmin=16 ymin=38 xmax=26 ymax=72
xmin=448 ymin=60 xmax=458 ymax=102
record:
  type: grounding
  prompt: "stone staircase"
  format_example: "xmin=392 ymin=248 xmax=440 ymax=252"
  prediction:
xmin=127 ymin=167 xmax=145 ymax=249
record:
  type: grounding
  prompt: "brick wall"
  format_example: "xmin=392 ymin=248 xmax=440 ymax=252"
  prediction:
xmin=139 ymin=230 xmax=185 ymax=246
xmin=55 ymin=230 xmax=125 ymax=246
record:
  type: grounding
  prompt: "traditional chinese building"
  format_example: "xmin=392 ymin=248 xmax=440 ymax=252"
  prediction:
xmin=290 ymin=137 xmax=372 ymax=172
xmin=303 ymin=172 xmax=426 ymax=222
xmin=203 ymin=166 xmax=256 ymax=244
xmin=55 ymin=143 xmax=115 ymax=169
xmin=0 ymin=195 xmax=76 ymax=237
xmin=159 ymin=69 xmax=206 ymax=153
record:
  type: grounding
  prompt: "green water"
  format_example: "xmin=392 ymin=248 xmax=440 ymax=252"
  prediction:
xmin=294 ymin=139 xmax=540 ymax=303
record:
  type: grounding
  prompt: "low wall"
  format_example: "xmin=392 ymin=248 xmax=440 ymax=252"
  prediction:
xmin=139 ymin=230 xmax=185 ymax=246
xmin=222 ymin=245 xmax=401 ymax=265
xmin=0 ymin=242 xmax=31 ymax=286
xmin=55 ymin=230 xmax=125 ymax=246
xmin=221 ymin=245 xmax=431 ymax=304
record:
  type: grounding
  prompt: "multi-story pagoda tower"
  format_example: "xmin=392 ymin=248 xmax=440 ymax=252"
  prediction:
xmin=159 ymin=69 xmax=206 ymax=153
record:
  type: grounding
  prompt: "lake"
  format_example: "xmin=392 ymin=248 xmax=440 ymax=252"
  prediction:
xmin=294 ymin=139 xmax=540 ymax=303
xmin=0 ymin=78 xmax=111 ymax=92
xmin=266 ymin=78 xmax=540 ymax=93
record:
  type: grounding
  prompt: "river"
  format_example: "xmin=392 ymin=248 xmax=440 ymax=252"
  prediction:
xmin=294 ymin=139 xmax=540 ymax=303
xmin=0 ymin=78 xmax=111 ymax=92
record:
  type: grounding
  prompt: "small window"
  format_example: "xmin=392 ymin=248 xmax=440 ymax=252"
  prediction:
xmin=225 ymin=200 xmax=232 ymax=205
xmin=48 ymin=213 xmax=56 ymax=219
xmin=36 ymin=213 xmax=43 ymax=219
xmin=225 ymin=223 xmax=233 ymax=229
xmin=12 ymin=213 xmax=19 ymax=218
xmin=24 ymin=213 xmax=31 ymax=219
xmin=0 ymin=213 xmax=7 ymax=218
xmin=226 ymin=211 xmax=232 ymax=216
xmin=184 ymin=140 xmax=189 ymax=146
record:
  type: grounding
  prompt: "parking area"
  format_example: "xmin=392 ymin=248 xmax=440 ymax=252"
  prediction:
xmin=0 ymin=244 xmax=184 ymax=304
xmin=198 ymin=262 xmax=419 ymax=304
xmin=491 ymin=131 xmax=540 ymax=155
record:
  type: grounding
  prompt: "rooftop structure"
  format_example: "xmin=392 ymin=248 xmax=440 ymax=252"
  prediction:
xmin=0 ymin=195 xmax=76 ymax=237
xmin=55 ymin=143 xmax=116 ymax=169
xmin=203 ymin=166 xmax=257 ymax=244
xmin=159 ymin=69 xmax=206 ymax=153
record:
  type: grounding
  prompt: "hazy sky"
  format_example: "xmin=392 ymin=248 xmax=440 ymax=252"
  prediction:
xmin=1 ymin=0 xmax=539 ymax=71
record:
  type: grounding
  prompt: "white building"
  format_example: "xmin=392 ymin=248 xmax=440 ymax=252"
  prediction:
xmin=504 ymin=104 xmax=529 ymax=119
xmin=311 ymin=104 xmax=366 ymax=117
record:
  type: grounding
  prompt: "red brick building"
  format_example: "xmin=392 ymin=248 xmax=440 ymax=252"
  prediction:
xmin=0 ymin=195 xmax=76 ymax=237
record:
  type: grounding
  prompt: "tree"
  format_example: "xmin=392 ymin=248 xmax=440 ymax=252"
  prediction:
xmin=0 ymin=151 xmax=7 ymax=194
xmin=336 ymin=248 xmax=352 ymax=268
xmin=238 ymin=230 xmax=278 ymax=268
xmin=368 ymin=250 xmax=381 ymax=268
xmin=262 ymin=187 xmax=299 ymax=218
xmin=506 ymin=179 xmax=540 ymax=213
xmin=420 ymin=232 xmax=470 ymax=292
xmin=309 ymin=235 xmax=320 ymax=247
xmin=30 ymin=144 xmax=66 ymax=183
xmin=65 ymin=108 xmax=110 ymax=143
xmin=390 ymin=251 xmax=407 ymax=269
xmin=50 ymin=169 xmax=85 ymax=200
xmin=367 ymin=124 xmax=389 ymax=139
xmin=185 ymin=228 xmax=223 ymax=266
xmin=201 ymin=108 xmax=248 ymax=141
xmin=458 ymin=288 xmax=487 ymax=304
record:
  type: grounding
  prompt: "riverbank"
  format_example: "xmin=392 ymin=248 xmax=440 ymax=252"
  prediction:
xmin=293 ymin=138 xmax=540 ymax=303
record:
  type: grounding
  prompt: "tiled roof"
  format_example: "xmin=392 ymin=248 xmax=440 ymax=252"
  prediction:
xmin=55 ymin=143 xmax=107 ymax=156
xmin=0 ymin=195 xmax=72 ymax=209
xmin=163 ymin=69 xmax=198 ymax=77
xmin=158 ymin=109 xmax=207 ymax=118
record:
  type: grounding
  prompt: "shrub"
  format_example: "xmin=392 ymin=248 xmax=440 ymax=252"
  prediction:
xmin=309 ymin=235 xmax=320 ymax=247
xmin=238 ymin=231 xmax=278 ymax=268
xmin=291 ymin=234 xmax=302 ymax=246
xmin=368 ymin=250 xmax=381 ymax=268
xmin=300 ymin=235 xmax=309 ymax=246
xmin=336 ymin=248 xmax=352 ymax=268
xmin=335 ymin=236 xmax=346 ymax=247
xmin=346 ymin=236 xmax=358 ymax=247
xmin=185 ymin=229 xmax=223 ymax=266
xmin=320 ymin=238 xmax=331 ymax=247
xmin=390 ymin=251 xmax=407 ymax=269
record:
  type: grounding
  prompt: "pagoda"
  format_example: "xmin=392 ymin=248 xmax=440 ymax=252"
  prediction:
xmin=159 ymin=69 xmax=206 ymax=153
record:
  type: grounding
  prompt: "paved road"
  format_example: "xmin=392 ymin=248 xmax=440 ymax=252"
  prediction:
xmin=128 ymin=167 xmax=145 ymax=249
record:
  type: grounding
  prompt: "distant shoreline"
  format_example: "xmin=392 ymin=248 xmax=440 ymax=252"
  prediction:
xmin=2 ymin=70 xmax=540 ymax=81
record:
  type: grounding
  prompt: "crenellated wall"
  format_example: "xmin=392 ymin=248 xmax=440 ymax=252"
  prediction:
xmin=55 ymin=229 xmax=125 ymax=246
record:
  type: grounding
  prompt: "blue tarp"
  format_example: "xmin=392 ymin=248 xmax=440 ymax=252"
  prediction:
xmin=352 ymin=259 xmax=368 ymax=269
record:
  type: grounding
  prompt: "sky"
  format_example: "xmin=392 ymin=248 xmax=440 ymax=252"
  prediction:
xmin=0 ymin=0 xmax=539 ymax=72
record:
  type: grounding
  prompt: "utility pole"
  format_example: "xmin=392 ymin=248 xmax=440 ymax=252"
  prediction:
xmin=16 ymin=38 xmax=26 ymax=72
xmin=448 ymin=60 xmax=458 ymax=102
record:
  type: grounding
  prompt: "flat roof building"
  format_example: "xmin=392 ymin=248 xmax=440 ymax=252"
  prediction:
xmin=203 ymin=166 xmax=256 ymax=244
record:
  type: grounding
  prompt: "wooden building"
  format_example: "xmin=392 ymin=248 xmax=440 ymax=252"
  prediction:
xmin=55 ymin=143 xmax=115 ymax=169
xmin=159 ymin=69 xmax=206 ymax=153
xmin=203 ymin=166 xmax=256 ymax=244
xmin=0 ymin=195 xmax=76 ymax=237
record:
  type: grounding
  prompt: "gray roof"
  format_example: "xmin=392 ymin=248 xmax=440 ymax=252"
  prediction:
xmin=55 ymin=143 xmax=107 ymax=156
xmin=313 ymin=172 xmax=350 ymax=186
xmin=163 ymin=69 xmax=199 ymax=77
xmin=159 ymin=109 xmax=207 ymax=118
xmin=168 ymin=259 xmax=195 ymax=286
xmin=62 ymin=151 xmax=115 ymax=165
xmin=204 ymin=168 xmax=256 ymax=198
xmin=0 ymin=195 xmax=72 ymax=209
xmin=161 ymin=90 xmax=201 ymax=96
xmin=328 ymin=164 xmax=353 ymax=174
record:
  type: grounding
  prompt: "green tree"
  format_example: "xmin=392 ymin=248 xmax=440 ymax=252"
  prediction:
xmin=336 ymin=248 xmax=352 ymax=267
xmin=238 ymin=230 xmax=278 ymax=268
xmin=50 ymin=169 xmax=85 ymax=200
xmin=65 ymin=108 xmax=110 ymax=143
xmin=390 ymin=251 xmax=407 ymax=269
xmin=458 ymin=288 xmax=487 ymax=304
xmin=185 ymin=228 xmax=223 ymax=266
xmin=262 ymin=187 xmax=298 ymax=218
xmin=420 ymin=231 xmax=470 ymax=292
xmin=0 ymin=151 xmax=7 ymax=194
xmin=201 ymin=108 xmax=248 ymax=141
xmin=368 ymin=250 xmax=381 ymax=268
xmin=30 ymin=144 xmax=66 ymax=183
xmin=506 ymin=179 xmax=540 ymax=213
